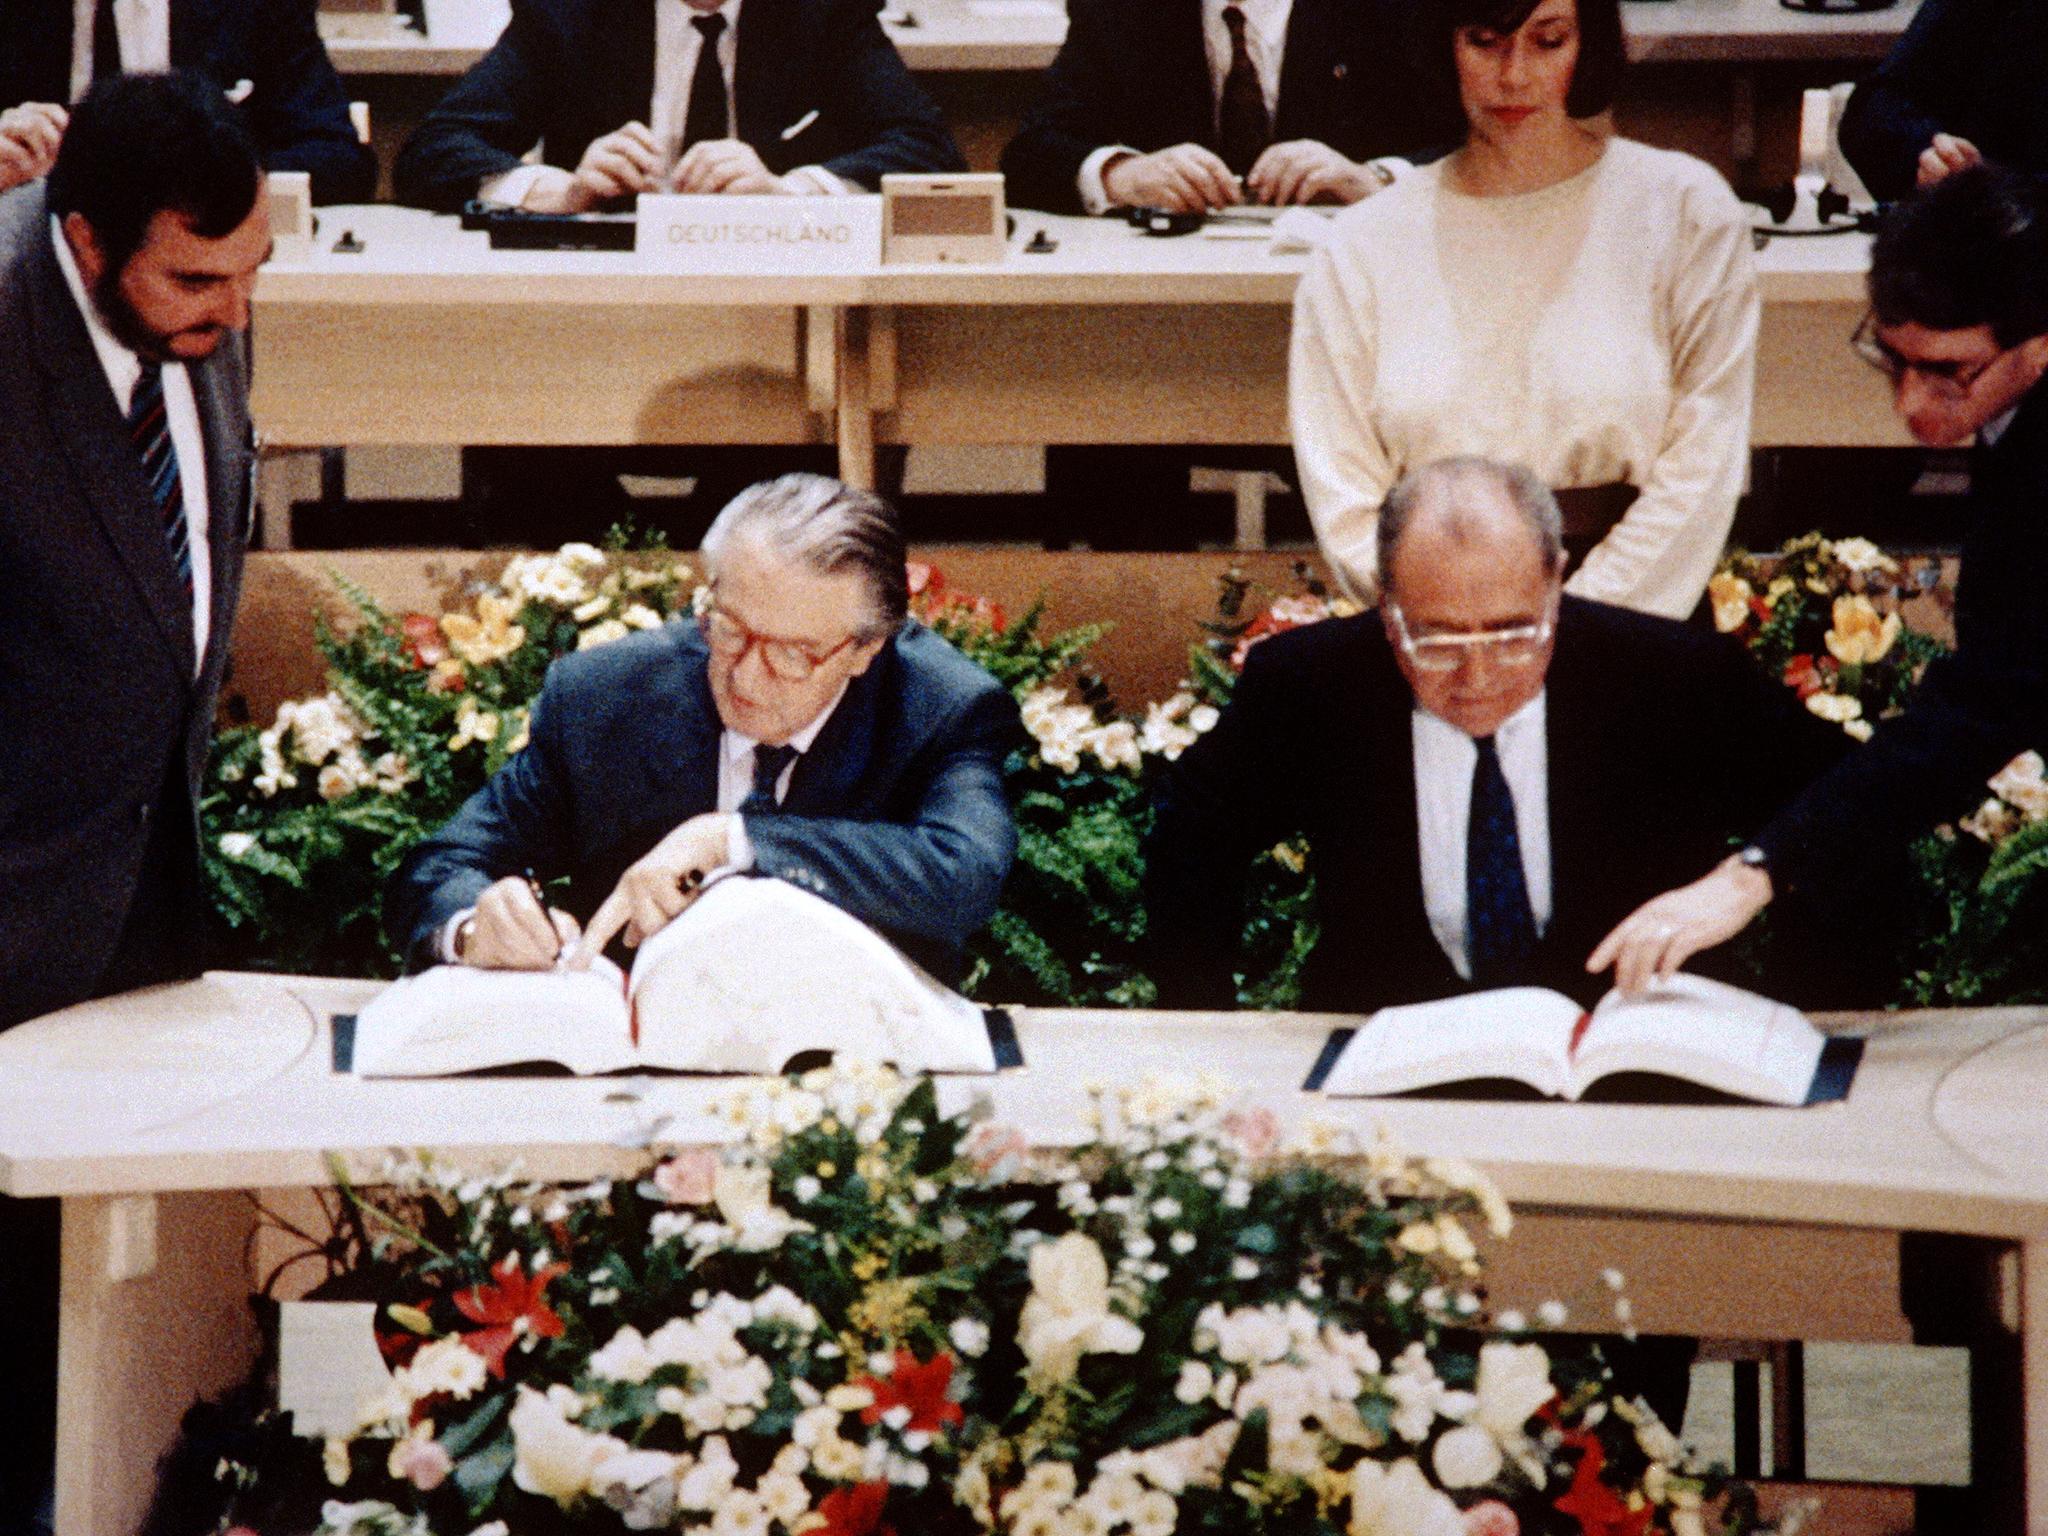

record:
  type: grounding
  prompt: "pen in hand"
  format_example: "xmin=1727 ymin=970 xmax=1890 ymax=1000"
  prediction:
xmin=523 ymin=866 xmax=562 ymax=966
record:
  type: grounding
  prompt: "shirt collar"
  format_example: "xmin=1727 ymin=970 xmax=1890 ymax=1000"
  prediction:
xmin=1412 ymin=687 xmax=1548 ymax=749
xmin=49 ymin=213 xmax=146 ymax=415
xmin=721 ymin=678 xmax=849 ymax=767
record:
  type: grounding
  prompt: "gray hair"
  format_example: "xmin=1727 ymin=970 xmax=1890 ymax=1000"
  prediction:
xmin=1375 ymin=457 xmax=1565 ymax=593
xmin=701 ymin=473 xmax=909 ymax=638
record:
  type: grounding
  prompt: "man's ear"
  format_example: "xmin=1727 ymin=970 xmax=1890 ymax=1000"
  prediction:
xmin=844 ymin=633 xmax=891 ymax=677
xmin=60 ymin=210 xmax=107 ymax=290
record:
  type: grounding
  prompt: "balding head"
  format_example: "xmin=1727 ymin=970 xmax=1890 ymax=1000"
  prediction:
xmin=1376 ymin=459 xmax=1565 ymax=739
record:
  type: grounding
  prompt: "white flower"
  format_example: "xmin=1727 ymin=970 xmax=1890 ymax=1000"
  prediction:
xmin=1169 ymin=1230 xmax=1197 ymax=1255
xmin=1432 ymin=1423 xmax=1504 ymax=1487
xmin=400 ymin=1338 xmax=488 ymax=1401
xmin=1989 ymin=751 xmax=2048 ymax=821
xmin=1537 ymin=1300 xmax=1569 ymax=1327
xmin=1347 ymin=1457 xmax=1465 ymax=1536
xmin=1131 ymin=1489 xmax=1178 ymax=1536
xmin=588 ymin=1326 xmax=656 ymax=1384
xmin=509 ymin=1389 xmax=626 ymax=1508
xmin=217 ymin=832 xmax=257 ymax=858
xmin=1804 ymin=691 xmax=1864 ymax=726
xmin=1174 ymin=1360 xmax=1214 ymax=1404
xmin=578 ymin=618 xmax=631 ymax=651
xmin=950 ymin=1316 xmax=991 ymax=1357
xmin=1230 ymin=1256 xmax=1259 ymax=1281
xmin=1017 ymin=1233 xmax=1144 ymax=1385
xmin=1829 ymin=537 xmax=1896 ymax=574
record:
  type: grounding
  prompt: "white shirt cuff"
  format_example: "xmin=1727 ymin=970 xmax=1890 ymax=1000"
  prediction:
xmin=1079 ymin=146 xmax=1139 ymax=215
xmin=439 ymin=908 xmax=476 ymax=964
xmin=728 ymin=815 xmax=757 ymax=872
xmin=782 ymin=165 xmax=850 ymax=196
xmin=479 ymin=164 xmax=554 ymax=208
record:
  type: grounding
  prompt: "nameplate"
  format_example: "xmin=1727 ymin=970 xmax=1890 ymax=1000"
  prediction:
xmin=635 ymin=194 xmax=882 ymax=274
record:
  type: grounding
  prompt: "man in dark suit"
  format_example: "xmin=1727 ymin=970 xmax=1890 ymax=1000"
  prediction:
xmin=0 ymin=70 xmax=265 ymax=1536
xmin=394 ymin=0 xmax=964 ymax=213
xmin=1838 ymin=0 xmax=2048 ymax=203
xmin=1001 ymin=0 xmax=1456 ymax=550
xmin=1146 ymin=456 xmax=1839 ymax=1015
xmin=389 ymin=474 xmax=1017 ymax=982
xmin=0 ymin=0 xmax=375 ymax=204
xmin=1001 ymin=0 xmax=1457 ymax=216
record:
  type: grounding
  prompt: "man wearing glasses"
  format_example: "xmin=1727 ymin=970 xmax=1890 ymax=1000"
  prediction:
xmin=388 ymin=473 xmax=1019 ymax=983
xmin=1592 ymin=164 xmax=2048 ymax=995
xmin=1144 ymin=455 xmax=1834 ymax=1011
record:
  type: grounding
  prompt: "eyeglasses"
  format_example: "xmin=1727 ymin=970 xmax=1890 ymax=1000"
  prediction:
xmin=701 ymin=602 xmax=861 ymax=682
xmin=1850 ymin=311 xmax=2000 ymax=402
xmin=1386 ymin=600 xmax=1555 ymax=674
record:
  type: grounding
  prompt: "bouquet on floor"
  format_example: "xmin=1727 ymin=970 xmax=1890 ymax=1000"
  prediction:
xmin=186 ymin=1065 xmax=1795 ymax=1536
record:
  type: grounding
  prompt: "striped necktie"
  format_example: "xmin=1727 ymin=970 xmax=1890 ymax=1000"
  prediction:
xmin=129 ymin=362 xmax=194 ymax=600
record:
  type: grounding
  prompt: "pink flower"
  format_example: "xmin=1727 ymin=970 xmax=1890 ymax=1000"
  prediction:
xmin=1221 ymin=1107 xmax=1279 ymax=1160
xmin=963 ymin=1123 xmax=1029 ymax=1174
xmin=389 ymin=1432 xmax=453 ymax=1491
xmin=652 ymin=1147 xmax=720 ymax=1205
xmin=1463 ymin=1501 xmax=1519 ymax=1536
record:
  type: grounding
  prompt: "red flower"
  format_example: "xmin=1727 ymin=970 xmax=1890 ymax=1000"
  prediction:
xmin=856 ymin=1349 xmax=964 ymax=1435
xmin=1782 ymin=653 xmax=1823 ymax=699
xmin=1552 ymin=1433 xmax=1654 ymax=1536
xmin=816 ymin=1481 xmax=894 ymax=1536
xmin=400 ymin=612 xmax=449 ymax=669
xmin=452 ymin=1254 xmax=567 ymax=1377
xmin=375 ymin=1329 xmax=424 ymax=1369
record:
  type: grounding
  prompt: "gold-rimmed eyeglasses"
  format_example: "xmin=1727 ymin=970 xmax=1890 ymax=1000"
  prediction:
xmin=701 ymin=602 xmax=861 ymax=682
xmin=1385 ymin=599 xmax=1556 ymax=674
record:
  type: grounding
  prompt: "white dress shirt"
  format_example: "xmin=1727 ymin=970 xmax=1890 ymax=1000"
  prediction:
xmin=49 ymin=216 xmax=213 ymax=673
xmin=1411 ymin=691 xmax=1552 ymax=981
xmin=69 ymin=0 xmax=171 ymax=100
xmin=483 ymin=0 xmax=845 ymax=207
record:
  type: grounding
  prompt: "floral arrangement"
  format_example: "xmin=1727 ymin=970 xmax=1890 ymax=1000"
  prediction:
xmin=1903 ymin=749 xmax=2048 ymax=1005
xmin=204 ymin=541 xmax=700 ymax=976
xmin=176 ymin=1064 xmax=1791 ymax=1536
xmin=1706 ymin=535 xmax=1947 ymax=743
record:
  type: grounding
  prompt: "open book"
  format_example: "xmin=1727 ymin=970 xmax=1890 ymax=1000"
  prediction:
xmin=346 ymin=878 xmax=1012 ymax=1078
xmin=1305 ymin=975 xmax=1857 ymax=1106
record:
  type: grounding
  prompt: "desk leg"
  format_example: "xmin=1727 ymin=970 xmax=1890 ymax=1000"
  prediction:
xmin=2025 ymin=1238 xmax=2048 ymax=1536
xmin=55 ymin=1192 xmax=261 ymax=1536
xmin=835 ymin=306 xmax=876 ymax=492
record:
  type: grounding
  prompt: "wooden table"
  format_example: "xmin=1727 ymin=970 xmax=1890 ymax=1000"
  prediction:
xmin=248 ymin=204 xmax=1906 ymax=542
xmin=3 ymin=975 xmax=2046 ymax=1536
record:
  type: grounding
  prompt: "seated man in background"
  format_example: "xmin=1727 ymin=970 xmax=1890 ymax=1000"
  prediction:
xmin=1144 ymin=456 xmax=1843 ymax=1015
xmin=394 ymin=0 xmax=964 ymax=212
xmin=1838 ymin=0 xmax=2048 ymax=202
xmin=388 ymin=474 xmax=1018 ymax=984
xmin=0 ymin=0 xmax=375 ymax=203
xmin=1001 ymin=0 xmax=1459 ymax=548
xmin=1001 ymin=0 xmax=1456 ymax=215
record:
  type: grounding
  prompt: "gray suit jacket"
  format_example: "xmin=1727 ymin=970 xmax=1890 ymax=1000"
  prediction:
xmin=0 ymin=182 xmax=256 ymax=1030
xmin=388 ymin=617 xmax=1021 ymax=982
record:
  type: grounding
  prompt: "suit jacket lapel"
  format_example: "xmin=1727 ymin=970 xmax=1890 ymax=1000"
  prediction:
xmin=1538 ymin=603 xmax=1605 ymax=952
xmin=636 ymin=625 xmax=724 ymax=820
xmin=1274 ymin=0 xmax=1342 ymax=142
xmin=26 ymin=207 xmax=198 ymax=680
xmin=190 ymin=343 xmax=249 ymax=682
xmin=1160 ymin=0 xmax=1219 ymax=148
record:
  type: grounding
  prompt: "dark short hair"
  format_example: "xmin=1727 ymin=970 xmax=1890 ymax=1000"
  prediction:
xmin=1870 ymin=165 xmax=2048 ymax=349
xmin=47 ymin=71 xmax=262 ymax=273
xmin=1377 ymin=457 xmax=1565 ymax=593
xmin=702 ymin=474 xmax=909 ymax=638
xmin=1423 ymin=0 xmax=1627 ymax=122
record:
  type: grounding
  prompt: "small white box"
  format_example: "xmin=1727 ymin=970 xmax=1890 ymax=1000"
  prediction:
xmin=882 ymin=173 xmax=1007 ymax=265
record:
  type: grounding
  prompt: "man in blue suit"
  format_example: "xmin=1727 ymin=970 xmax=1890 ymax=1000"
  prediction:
xmin=389 ymin=474 xmax=1019 ymax=982
xmin=0 ymin=0 xmax=375 ymax=204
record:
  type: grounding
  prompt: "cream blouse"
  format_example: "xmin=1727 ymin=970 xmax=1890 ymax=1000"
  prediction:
xmin=1289 ymin=137 xmax=1760 ymax=619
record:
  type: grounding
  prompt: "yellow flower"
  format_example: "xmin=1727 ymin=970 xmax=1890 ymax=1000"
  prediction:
xmin=440 ymin=593 xmax=526 ymax=666
xmin=1824 ymin=595 xmax=1901 ymax=666
xmin=1803 ymin=691 xmax=1864 ymax=727
xmin=1705 ymin=571 xmax=1752 ymax=633
xmin=448 ymin=696 xmax=501 ymax=752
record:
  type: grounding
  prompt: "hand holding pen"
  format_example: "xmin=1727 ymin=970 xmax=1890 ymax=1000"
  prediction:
xmin=456 ymin=868 xmax=582 ymax=971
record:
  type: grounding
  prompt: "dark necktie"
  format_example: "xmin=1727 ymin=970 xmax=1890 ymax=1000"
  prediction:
xmin=1217 ymin=4 xmax=1271 ymax=179
xmin=1466 ymin=735 xmax=1538 ymax=987
xmin=91 ymin=0 xmax=123 ymax=82
xmin=681 ymin=12 xmax=731 ymax=153
xmin=129 ymin=363 xmax=194 ymax=601
xmin=739 ymin=743 xmax=798 ymax=816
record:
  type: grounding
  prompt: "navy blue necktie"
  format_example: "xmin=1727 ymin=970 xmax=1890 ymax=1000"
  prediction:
xmin=1217 ymin=5 xmax=1270 ymax=178
xmin=1466 ymin=735 xmax=1537 ymax=987
xmin=681 ymin=13 xmax=731 ymax=152
xmin=129 ymin=363 xmax=194 ymax=600
xmin=739 ymin=743 xmax=797 ymax=816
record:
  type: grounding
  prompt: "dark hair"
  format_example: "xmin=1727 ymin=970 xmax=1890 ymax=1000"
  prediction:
xmin=1870 ymin=165 xmax=2048 ymax=349
xmin=1423 ymin=0 xmax=1627 ymax=122
xmin=47 ymin=71 xmax=262 ymax=272
xmin=703 ymin=474 xmax=910 ymax=637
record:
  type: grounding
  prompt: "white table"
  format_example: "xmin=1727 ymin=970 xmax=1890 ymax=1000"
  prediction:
xmin=5 ymin=975 xmax=2048 ymax=1535
xmin=1623 ymin=0 xmax=1919 ymax=65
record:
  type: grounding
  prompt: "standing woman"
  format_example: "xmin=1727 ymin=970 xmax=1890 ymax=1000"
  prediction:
xmin=1290 ymin=0 xmax=1758 ymax=620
